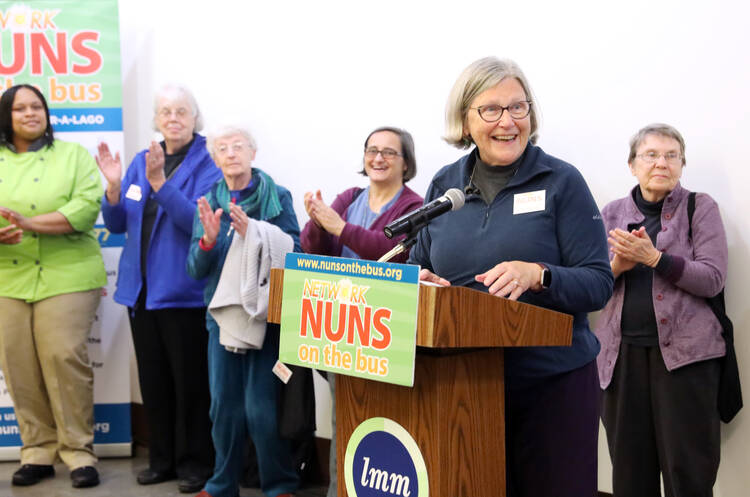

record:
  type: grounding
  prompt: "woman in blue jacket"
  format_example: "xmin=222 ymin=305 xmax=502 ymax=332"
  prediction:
xmin=409 ymin=57 xmax=613 ymax=497
xmin=97 ymin=84 xmax=221 ymax=494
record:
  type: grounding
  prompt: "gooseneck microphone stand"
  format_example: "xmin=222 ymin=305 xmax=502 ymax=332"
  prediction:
xmin=377 ymin=232 xmax=418 ymax=263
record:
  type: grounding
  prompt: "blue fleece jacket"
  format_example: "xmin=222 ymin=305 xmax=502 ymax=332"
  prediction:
xmin=408 ymin=145 xmax=613 ymax=381
xmin=102 ymin=134 xmax=223 ymax=309
xmin=186 ymin=175 xmax=301 ymax=333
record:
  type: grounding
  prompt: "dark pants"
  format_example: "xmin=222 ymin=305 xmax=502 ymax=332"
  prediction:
xmin=505 ymin=359 xmax=600 ymax=497
xmin=129 ymin=305 xmax=214 ymax=479
xmin=602 ymin=343 xmax=720 ymax=497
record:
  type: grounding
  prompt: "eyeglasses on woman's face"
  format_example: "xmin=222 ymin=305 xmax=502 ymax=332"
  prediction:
xmin=364 ymin=147 xmax=401 ymax=159
xmin=470 ymin=100 xmax=532 ymax=123
xmin=158 ymin=107 xmax=191 ymax=119
xmin=215 ymin=141 xmax=250 ymax=156
xmin=636 ymin=151 xmax=682 ymax=165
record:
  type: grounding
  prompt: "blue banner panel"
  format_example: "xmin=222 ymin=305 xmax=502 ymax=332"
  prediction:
xmin=0 ymin=404 xmax=130 ymax=447
xmin=93 ymin=403 xmax=131 ymax=444
xmin=285 ymin=253 xmax=419 ymax=284
xmin=95 ymin=224 xmax=126 ymax=248
xmin=0 ymin=407 xmax=21 ymax=447
xmin=49 ymin=108 xmax=123 ymax=132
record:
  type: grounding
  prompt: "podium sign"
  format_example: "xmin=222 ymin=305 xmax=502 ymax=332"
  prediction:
xmin=279 ymin=253 xmax=419 ymax=387
xmin=268 ymin=266 xmax=574 ymax=497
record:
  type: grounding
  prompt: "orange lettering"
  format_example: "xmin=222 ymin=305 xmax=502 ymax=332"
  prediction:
xmin=68 ymin=83 xmax=87 ymax=102
xmin=347 ymin=305 xmax=371 ymax=347
xmin=30 ymin=32 xmax=67 ymax=75
xmin=0 ymin=33 xmax=26 ymax=75
xmin=43 ymin=10 xmax=59 ymax=29
xmin=71 ymin=31 xmax=102 ymax=74
xmin=49 ymin=76 xmax=66 ymax=102
xmin=87 ymin=83 xmax=102 ymax=102
xmin=30 ymin=10 xmax=42 ymax=29
xmin=324 ymin=301 xmax=346 ymax=342
xmin=300 ymin=298 xmax=322 ymax=339
xmin=371 ymin=308 xmax=392 ymax=350
xmin=378 ymin=358 xmax=388 ymax=376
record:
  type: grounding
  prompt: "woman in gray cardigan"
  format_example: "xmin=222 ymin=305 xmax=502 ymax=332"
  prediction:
xmin=596 ymin=123 xmax=728 ymax=497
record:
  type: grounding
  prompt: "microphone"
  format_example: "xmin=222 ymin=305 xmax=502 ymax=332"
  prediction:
xmin=383 ymin=188 xmax=465 ymax=239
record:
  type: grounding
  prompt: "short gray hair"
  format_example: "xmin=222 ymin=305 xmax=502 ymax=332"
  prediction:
xmin=628 ymin=123 xmax=686 ymax=166
xmin=152 ymin=83 xmax=203 ymax=132
xmin=206 ymin=125 xmax=258 ymax=160
xmin=444 ymin=57 xmax=540 ymax=148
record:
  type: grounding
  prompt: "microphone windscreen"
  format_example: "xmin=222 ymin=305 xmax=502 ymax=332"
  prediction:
xmin=444 ymin=188 xmax=465 ymax=211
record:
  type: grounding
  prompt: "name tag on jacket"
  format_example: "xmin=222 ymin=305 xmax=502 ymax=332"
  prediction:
xmin=513 ymin=190 xmax=545 ymax=214
xmin=126 ymin=184 xmax=142 ymax=201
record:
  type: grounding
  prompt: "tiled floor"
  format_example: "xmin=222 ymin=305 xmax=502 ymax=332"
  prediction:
xmin=0 ymin=449 xmax=327 ymax=497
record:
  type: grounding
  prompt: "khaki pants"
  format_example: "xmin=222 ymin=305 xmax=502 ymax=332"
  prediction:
xmin=0 ymin=289 xmax=100 ymax=469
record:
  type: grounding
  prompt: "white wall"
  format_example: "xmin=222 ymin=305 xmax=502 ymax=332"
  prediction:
xmin=118 ymin=1 xmax=750 ymax=494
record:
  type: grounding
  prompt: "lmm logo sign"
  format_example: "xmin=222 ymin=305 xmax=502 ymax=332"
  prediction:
xmin=345 ymin=417 xmax=428 ymax=497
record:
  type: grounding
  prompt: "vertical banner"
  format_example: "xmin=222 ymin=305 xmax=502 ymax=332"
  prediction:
xmin=0 ymin=0 xmax=130 ymax=458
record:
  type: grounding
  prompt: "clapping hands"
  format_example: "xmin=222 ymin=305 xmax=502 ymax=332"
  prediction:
xmin=304 ymin=190 xmax=345 ymax=236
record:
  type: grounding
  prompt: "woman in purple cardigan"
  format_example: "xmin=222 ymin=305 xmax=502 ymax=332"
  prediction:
xmin=300 ymin=126 xmax=423 ymax=497
xmin=596 ymin=123 xmax=728 ymax=497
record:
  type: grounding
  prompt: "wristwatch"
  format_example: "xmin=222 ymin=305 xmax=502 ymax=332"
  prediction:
xmin=539 ymin=265 xmax=551 ymax=290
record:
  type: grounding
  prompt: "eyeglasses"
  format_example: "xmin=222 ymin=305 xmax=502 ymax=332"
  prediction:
xmin=364 ymin=147 xmax=401 ymax=159
xmin=158 ymin=107 xmax=191 ymax=118
xmin=471 ymin=101 xmax=532 ymax=122
xmin=636 ymin=151 xmax=682 ymax=165
xmin=215 ymin=142 xmax=249 ymax=155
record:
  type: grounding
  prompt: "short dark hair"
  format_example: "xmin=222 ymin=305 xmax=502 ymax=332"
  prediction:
xmin=360 ymin=126 xmax=417 ymax=183
xmin=0 ymin=84 xmax=54 ymax=149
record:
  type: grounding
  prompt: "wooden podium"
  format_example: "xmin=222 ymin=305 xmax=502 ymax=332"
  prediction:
xmin=268 ymin=268 xmax=573 ymax=497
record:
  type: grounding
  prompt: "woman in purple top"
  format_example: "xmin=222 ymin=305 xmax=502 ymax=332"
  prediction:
xmin=596 ymin=123 xmax=728 ymax=497
xmin=300 ymin=126 xmax=423 ymax=263
xmin=300 ymin=126 xmax=423 ymax=497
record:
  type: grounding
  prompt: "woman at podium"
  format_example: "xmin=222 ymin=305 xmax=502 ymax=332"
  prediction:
xmin=300 ymin=126 xmax=423 ymax=497
xmin=408 ymin=57 xmax=613 ymax=497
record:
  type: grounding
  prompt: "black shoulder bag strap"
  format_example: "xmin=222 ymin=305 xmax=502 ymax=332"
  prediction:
xmin=687 ymin=192 xmax=742 ymax=423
